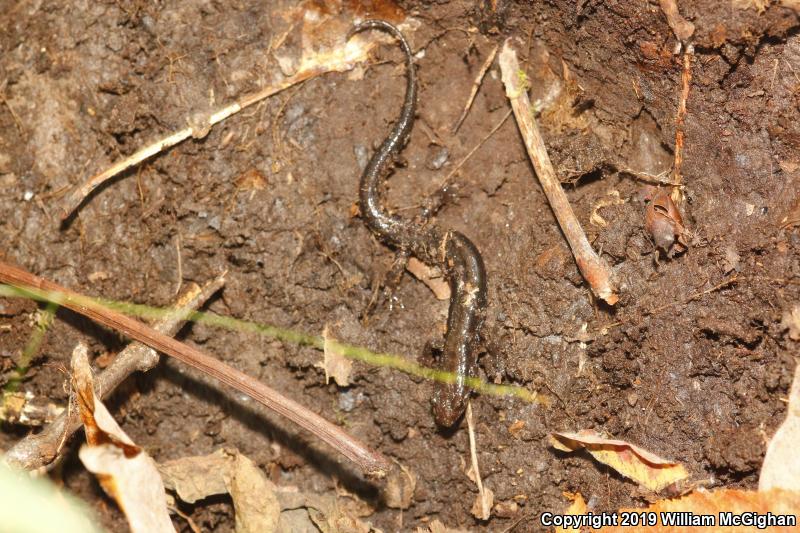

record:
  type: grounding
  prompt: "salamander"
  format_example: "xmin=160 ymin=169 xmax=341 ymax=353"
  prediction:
xmin=347 ymin=20 xmax=488 ymax=426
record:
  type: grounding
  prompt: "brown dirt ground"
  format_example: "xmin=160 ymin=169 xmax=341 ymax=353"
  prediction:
xmin=2 ymin=0 xmax=800 ymax=531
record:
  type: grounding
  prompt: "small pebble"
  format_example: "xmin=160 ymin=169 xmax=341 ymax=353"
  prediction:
xmin=338 ymin=390 xmax=356 ymax=412
xmin=354 ymin=144 xmax=369 ymax=170
xmin=23 ymin=190 xmax=33 ymax=201
xmin=626 ymin=392 xmax=638 ymax=407
xmin=426 ymin=146 xmax=449 ymax=170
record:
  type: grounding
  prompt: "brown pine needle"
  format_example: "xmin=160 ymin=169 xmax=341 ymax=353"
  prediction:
xmin=0 ymin=260 xmax=390 ymax=477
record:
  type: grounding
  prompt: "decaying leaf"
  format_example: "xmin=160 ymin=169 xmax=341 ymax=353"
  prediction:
xmin=549 ymin=429 xmax=689 ymax=492
xmin=645 ymin=189 xmax=687 ymax=254
xmin=161 ymin=448 xmax=372 ymax=533
xmin=760 ymin=364 xmax=800 ymax=492
xmin=160 ymin=448 xmax=280 ymax=533
xmin=318 ymin=325 xmax=353 ymax=386
xmin=384 ymin=464 xmax=417 ymax=509
xmin=555 ymin=492 xmax=588 ymax=533
xmin=596 ymin=489 xmax=800 ymax=532
xmin=406 ymin=257 xmax=451 ymax=300
xmin=72 ymin=343 xmax=175 ymax=533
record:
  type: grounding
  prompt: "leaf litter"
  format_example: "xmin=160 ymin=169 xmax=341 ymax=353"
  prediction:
xmin=160 ymin=448 xmax=377 ymax=532
xmin=72 ymin=342 xmax=175 ymax=533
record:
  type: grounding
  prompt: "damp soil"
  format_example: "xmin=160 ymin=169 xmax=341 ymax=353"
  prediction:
xmin=1 ymin=1 xmax=800 ymax=531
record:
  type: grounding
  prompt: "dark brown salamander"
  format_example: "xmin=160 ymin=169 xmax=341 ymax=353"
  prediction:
xmin=347 ymin=20 xmax=488 ymax=427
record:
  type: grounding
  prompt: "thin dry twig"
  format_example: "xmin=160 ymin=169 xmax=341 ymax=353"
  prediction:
xmin=466 ymin=402 xmax=492 ymax=521
xmin=451 ymin=44 xmax=499 ymax=134
xmin=0 ymin=261 xmax=390 ymax=476
xmin=672 ymin=47 xmax=693 ymax=202
xmin=60 ymin=33 xmax=380 ymax=220
xmin=498 ymin=40 xmax=618 ymax=304
xmin=439 ymin=108 xmax=512 ymax=188
xmin=4 ymin=274 xmax=226 ymax=470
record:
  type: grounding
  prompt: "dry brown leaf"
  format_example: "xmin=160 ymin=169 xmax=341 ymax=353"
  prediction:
xmin=550 ymin=429 xmax=689 ymax=492
xmin=406 ymin=257 xmax=451 ymax=300
xmin=384 ymin=464 xmax=417 ymax=509
xmin=72 ymin=343 xmax=175 ymax=533
xmin=277 ymin=487 xmax=373 ymax=533
xmin=161 ymin=448 xmax=374 ymax=533
xmin=595 ymin=489 xmax=800 ymax=532
xmin=470 ymin=486 xmax=494 ymax=521
xmin=555 ymin=492 xmax=588 ymax=533
xmin=159 ymin=448 xmax=280 ymax=533
xmin=159 ymin=450 xmax=230 ymax=503
xmin=760 ymin=364 xmax=800 ymax=491
xmin=318 ymin=325 xmax=353 ymax=386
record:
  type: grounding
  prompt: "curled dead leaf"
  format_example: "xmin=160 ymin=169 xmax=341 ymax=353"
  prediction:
xmin=72 ymin=343 xmax=175 ymax=533
xmin=645 ymin=189 xmax=687 ymax=254
xmin=549 ymin=429 xmax=689 ymax=492
xmin=160 ymin=448 xmax=280 ymax=533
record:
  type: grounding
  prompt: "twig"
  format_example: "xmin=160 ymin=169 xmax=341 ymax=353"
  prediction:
xmin=174 ymin=231 xmax=183 ymax=296
xmin=451 ymin=44 xmax=499 ymax=134
xmin=498 ymin=40 xmax=618 ymax=305
xmin=672 ymin=47 xmax=693 ymax=203
xmin=60 ymin=35 xmax=380 ymax=220
xmin=439 ymin=108 xmax=512 ymax=188
xmin=4 ymin=274 xmax=225 ymax=470
xmin=0 ymin=262 xmax=390 ymax=476
xmin=618 ymin=168 xmax=681 ymax=187
xmin=466 ymin=402 xmax=491 ymax=520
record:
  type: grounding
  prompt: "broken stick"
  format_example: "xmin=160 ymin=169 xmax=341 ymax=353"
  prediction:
xmin=59 ymin=27 xmax=382 ymax=221
xmin=498 ymin=40 xmax=618 ymax=305
xmin=0 ymin=261 xmax=390 ymax=477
